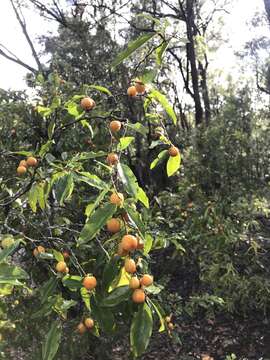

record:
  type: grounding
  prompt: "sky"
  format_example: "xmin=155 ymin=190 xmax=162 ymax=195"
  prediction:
xmin=0 ymin=0 xmax=266 ymax=91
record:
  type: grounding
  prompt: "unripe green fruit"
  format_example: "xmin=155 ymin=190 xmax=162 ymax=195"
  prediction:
xmin=1 ymin=237 xmax=15 ymax=249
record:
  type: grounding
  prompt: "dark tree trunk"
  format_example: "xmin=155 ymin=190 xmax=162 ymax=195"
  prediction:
xmin=199 ymin=60 xmax=211 ymax=125
xmin=185 ymin=0 xmax=203 ymax=125
xmin=264 ymin=0 xmax=270 ymax=25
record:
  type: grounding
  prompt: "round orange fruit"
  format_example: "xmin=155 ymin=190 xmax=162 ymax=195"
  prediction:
xmin=84 ymin=318 xmax=94 ymax=329
xmin=135 ymin=80 xmax=145 ymax=94
xmin=106 ymin=153 xmax=119 ymax=166
xmin=83 ymin=275 xmax=97 ymax=290
xmin=80 ymin=97 xmax=95 ymax=111
xmin=168 ymin=146 xmax=179 ymax=157
xmin=106 ymin=218 xmax=121 ymax=233
xmin=121 ymin=234 xmax=138 ymax=251
xmin=77 ymin=322 xmax=87 ymax=334
xmin=110 ymin=192 xmax=124 ymax=206
xmin=55 ymin=261 xmax=67 ymax=273
xmin=127 ymin=86 xmax=137 ymax=97
xmin=26 ymin=156 xmax=38 ymax=167
xmin=17 ymin=166 xmax=27 ymax=176
xmin=129 ymin=277 xmax=140 ymax=289
xmin=132 ymin=289 xmax=145 ymax=303
xmin=109 ymin=120 xmax=121 ymax=132
xmin=124 ymin=258 xmax=136 ymax=274
xmin=140 ymin=274 xmax=153 ymax=287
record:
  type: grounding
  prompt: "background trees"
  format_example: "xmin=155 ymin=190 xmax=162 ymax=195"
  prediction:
xmin=1 ymin=0 xmax=270 ymax=359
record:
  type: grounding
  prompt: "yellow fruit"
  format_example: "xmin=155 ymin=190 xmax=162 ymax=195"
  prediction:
xmin=19 ymin=160 xmax=28 ymax=168
xmin=65 ymin=267 xmax=69 ymax=274
xmin=127 ymin=86 xmax=137 ymax=97
xmin=55 ymin=261 xmax=67 ymax=273
xmin=135 ymin=80 xmax=146 ymax=94
xmin=121 ymin=235 xmax=138 ymax=252
xmin=83 ymin=275 xmax=97 ymax=290
xmin=37 ymin=245 xmax=45 ymax=254
xmin=109 ymin=120 xmax=121 ymax=132
xmin=26 ymin=157 xmax=38 ymax=167
xmin=124 ymin=258 xmax=136 ymax=274
xmin=132 ymin=289 xmax=145 ymax=303
xmin=106 ymin=218 xmax=121 ymax=233
xmin=129 ymin=277 xmax=140 ymax=289
xmin=80 ymin=97 xmax=95 ymax=111
xmin=137 ymin=238 xmax=144 ymax=250
xmin=168 ymin=146 xmax=179 ymax=157
xmin=168 ymin=322 xmax=174 ymax=330
xmin=140 ymin=274 xmax=153 ymax=287
xmin=110 ymin=192 xmax=124 ymax=206
xmin=17 ymin=166 xmax=27 ymax=176
xmin=84 ymin=318 xmax=94 ymax=329
xmin=1 ymin=237 xmax=15 ymax=249
xmin=33 ymin=248 xmax=39 ymax=257
xmin=77 ymin=322 xmax=87 ymax=334
xmin=106 ymin=153 xmax=119 ymax=166
xmin=165 ymin=316 xmax=171 ymax=323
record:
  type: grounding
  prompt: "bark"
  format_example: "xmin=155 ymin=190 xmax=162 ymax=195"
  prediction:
xmin=264 ymin=0 xmax=270 ymax=25
xmin=199 ymin=59 xmax=211 ymax=125
xmin=185 ymin=0 xmax=203 ymax=125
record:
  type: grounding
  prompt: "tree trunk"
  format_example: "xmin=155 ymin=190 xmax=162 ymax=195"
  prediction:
xmin=185 ymin=0 xmax=203 ymax=125
xmin=264 ymin=0 xmax=270 ymax=25
xmin=199 ymin=60 xmax=211 ymax=125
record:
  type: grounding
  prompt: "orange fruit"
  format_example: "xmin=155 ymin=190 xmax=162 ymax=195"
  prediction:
xmin=33 ymin=248 xmax=39 ymax=257
xmin=65 ymin=267 xmax=69 ymax=274
xmin=110 ymin=192 xmax=124 ymax=206
xmin=106 ymin=218 xmax=121 ymax=233
xmin=165 ymin=316 xmax=171 ymax=323
xmin=77 ymin=322 xmax=87 ymax=334
xmin=129 ymin=277 xmax=140 ymax=289
xmin=19 ymin=160 xmax=28 ymax=168
xmin=37 ymin=245 xmax=45 ymax=254
xmin=117 ymin=243 xmax=128 ymax=257
xmin=132 ymin=289 xmax=145 ymax=303
xmin=80 ymin=97 xmax=95 ymax=111
xmin=121 ymin=235 xmax=138 ymax=251
xmin=168 ymin=322 xmax=174 ymax=330
xmin=124 ymin=258 xmax=136 ymax=274
xmin=137 ymin=238 xmax=144 ymax=250
xmin=17 ymin=166 xmax=27 ymax=176
xmin=84 ymin=318 xmax=94 ymax=329
xmin=109 ymin=120 xmax=121 ymax=132
xmin=140 ymin=274 xmax=153 ymax=287
xmin=135 ymin=80 xmax=145 ymax=94
xmin=127 ymin=86 xmax=137 ymax=97
xmin=168 ymin=146 xmax=179 ymax=157
xmin=55 ymin=261 xmax=67 ymax=273
xmin=83 ymin=275 xmax=97 ymax=290
xmin=26 ymin=157 xmax=38 ymax=167
xmin=106 ymin=153 xmax=119 ymax=166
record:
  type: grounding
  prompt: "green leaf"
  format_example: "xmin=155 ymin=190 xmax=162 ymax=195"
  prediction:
xmin=52 ymin=250 xmax=64 ymax=262
xmin=137 ymin=187 xmax=149 ymax=208
xmin=80 ymin=120 xmax=93 ymax=137
xmin=47 ymin=120 xmax=55 ymax=140
xmin=54 ymin=173 xmax=74 ymax=205
xmin=125 ymin=206 xmax=145 ymax=235
xmin=117 ymin=163 xmax=139 ymax=197
xmin=91 ymin=298 xmax=115 ymax=333
xmin=75 ymin=172 xmax=108 ymax=190
xmin=150 ymin=89 xmax=177 ymax=125
xmin=28 ymin=183 xmax=38 ymax=213
xmin=81 ymin=287 xmax=91 ymax=310
xmin=166 ymin=152 xmax=181 ymax=177
xmin=112 ymin=32 xmax=156 ymax=68
xmin=88 ymin=85 xmax=112 ymax=96
xmin=42 ymin=320 xmax=62 ymax=360
xmin=62 ymin=275 xmax=83 ymax=291
xmin=149 ymin=299 xmax=166 ymax=332
xmin=78 ymin=204 xmax=117 ymax=245
xmin=126 ymin=122 xmax=148 ymax=136
xmin=0 ymin=240 xmax=21 ymax=263
xmin=40 ymin=278 xmax=58 ymax=305
xmin=85 ymin=189 xmax=109 ymax=218
xmin=37 ymin=182 xmax=46 ymax=210
xmin=36 ymin=106 xmax=52 ymax=118
xmin=0 ymin=263 xmax=28 ymax=285
xmin=130 ymin=303 xmax=153 ymax=357
xmin=150 ymin=150 xmax=168 ymax=170
xmin=156 ymin=41 xmax=170 ymax=65
xmin=65 ymin=101 xmax=83 ymax=118
xmin=39 ymin=140 xmax=53 ymax=157
xmin=143 ymin=234 xmax=153 ymax=255
xmin=72 ymin=151 xmax=107 ymax=161
xmin=101 ymin=286 xmax=131 ymax=307
xmin=117 ymin=137 xmax=135 ymax=151
xmin=102 ymin=257 xmax=122 ymax=292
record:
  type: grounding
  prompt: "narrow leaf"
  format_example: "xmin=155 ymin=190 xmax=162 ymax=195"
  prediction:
xmin=150 ymin=150 xmax=168 ymax=170
xmin=166 ymin=152 xmax=181 ymax=177
xmin=42 ymin=320 xmax=62 ymax=360
xmin=150 ymin=89 xmax=177 ymax=125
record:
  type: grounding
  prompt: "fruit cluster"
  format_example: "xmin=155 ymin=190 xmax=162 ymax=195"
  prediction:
xmin=16 ymin=156 xmax=38 ymax=175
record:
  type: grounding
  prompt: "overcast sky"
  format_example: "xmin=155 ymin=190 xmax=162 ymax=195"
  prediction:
xmin=0 ymin=0 xmax=266 ymax=91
